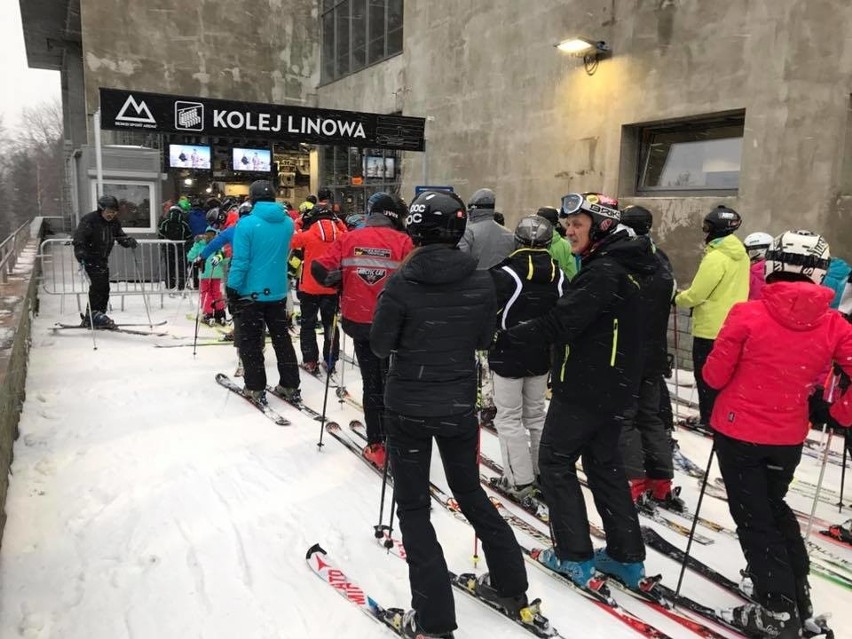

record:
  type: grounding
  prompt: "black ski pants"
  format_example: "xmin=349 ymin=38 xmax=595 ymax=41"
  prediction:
xmin=659 ymin=379 xmax=673 ymax=432
xmin=237 ymin=300 xmax=300 ymax=392
xmin=715 ymin=431 xmax=808 ymax=613
xmin=387 ymin=409 xmax=528 ymax=635
xmin=352 ymin=336 xmax=387 ymax=445
xmin=297 ymin=291 xmax=339 ymax=367
xmin=163 ymin=242 xmax=188 ymax=290
xmin=539 ymin=396 xmax=645 ymax=563
xmin=85 ymin=262 xmax=110 ymax=314
xmin=692 ymin=337 xmax=719 ymax=425
xmin=620 ymin=375 xmax=674 ymax=480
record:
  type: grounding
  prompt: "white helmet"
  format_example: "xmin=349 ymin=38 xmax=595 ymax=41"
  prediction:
xmin=764 ymin=230 xmax=831 ymax=285
xmin=743 ymin=232 xmax=774 ymax=262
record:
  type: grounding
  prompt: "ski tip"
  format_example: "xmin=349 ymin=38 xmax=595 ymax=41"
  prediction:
xmin=348 ymin=420 xmax=363 ymax=428
xmin=215 ymin=372 xmax=228 ymax=381
xmin=306 ymin=543 xmax=326 ymax=559
xmin=325 ymin=422 xmax=340 ymax=431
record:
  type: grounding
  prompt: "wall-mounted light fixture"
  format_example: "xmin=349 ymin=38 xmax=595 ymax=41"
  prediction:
xmin=555 ymin=37 xmax=611 ymax=75
xmin=183 ymin=178 xmax=193 ymax=186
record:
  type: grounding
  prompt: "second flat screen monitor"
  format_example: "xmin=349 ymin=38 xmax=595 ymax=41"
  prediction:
xmin=233 ymin=148 xmax=272 ymax=173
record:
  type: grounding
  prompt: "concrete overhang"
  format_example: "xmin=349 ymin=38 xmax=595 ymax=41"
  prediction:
xmin=19 ymin=0 xmax=81 ymax=70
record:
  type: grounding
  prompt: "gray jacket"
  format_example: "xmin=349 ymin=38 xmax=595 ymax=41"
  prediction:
xmin=458 ymin=209 xmax=515 ymax=270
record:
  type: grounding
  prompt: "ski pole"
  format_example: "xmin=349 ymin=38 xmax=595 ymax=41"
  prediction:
xmin=316 ymin=309 xmax=340 ymax=449
xmin=674 ymin=443 xmax=715 ymax=603
xmin=192 ymin=268 xmax=203 ymax=357
xmin=374 ymin=433 xmax=394 ymax=548
xmin=81 ymin=267 xmax=98 ymax=351
xmin=805 ymin=374 xmax=839 ymax=541
xmin=672 ymin=306 xmax=680 ymax=421
xmin=473 ymin=407 xmax=482 ymax=568
xmin=840 ymin=443 xmax=847 ymax=514
xmin=338 ymin=329 xmax=347 ymax=404
xmin=132 ymin=247 xmax=154 ymax=329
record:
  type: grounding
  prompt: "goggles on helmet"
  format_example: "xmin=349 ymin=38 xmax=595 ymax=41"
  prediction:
xmin=559 ymin=193 xmax=619 ymax=221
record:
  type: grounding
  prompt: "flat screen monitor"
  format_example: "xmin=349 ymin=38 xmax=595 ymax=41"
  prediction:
xmin=168 ymin=144 xmax=211 ymax=169
xmin=232 ymin=148 xmax=272 ymax=172
xmin=364 ymin=156 xmax=395 ymax=179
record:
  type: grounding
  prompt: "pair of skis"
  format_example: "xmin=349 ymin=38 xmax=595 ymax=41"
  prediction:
xmin=215 ymin=373 xmax=327 ymax=425
xmin=53 ymin=321 xmax=169 ymax=337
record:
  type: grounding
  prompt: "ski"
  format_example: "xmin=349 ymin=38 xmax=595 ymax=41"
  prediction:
xmin=186 ymin=313 xmax=231 ymax=334
xmin=53 ymin=323 xmax=169 ymax=337
xmin=215 ymin=373 xmax=291 ymax=426
xmin=305 ymin=544 xmax=407 ymax=636
xmin=155 ymin=339 xmax=233 ymax=348
xmin=336 ymin=386 xmax=364 ymax=410
xmin=58 ymin=320 xmax=167 ymax=328
xmin=818 ymin=525 xmax=852 ymax=550
xmin=266 ymin=385 xmax=325 ymax=421
xmin=325 ymin=422 xmax=379 ymax=474
xmin=671 ymin=441 xmax=707 ymax=479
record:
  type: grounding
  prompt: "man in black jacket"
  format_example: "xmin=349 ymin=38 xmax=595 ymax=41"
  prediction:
xmin=487 ymin=216 xmax=565 ymax=498
xmin=371 ymin=191 xmax=531 ymax=639
xmin=72 ymin=195 xmax=138 ymax=327
xmin=617 ymin=205 xmax=685 ymax=512
xmin=502 ymin=193 xmax=656 ymax=591
xmin=158 ymin=204 xmax=192 ymax=290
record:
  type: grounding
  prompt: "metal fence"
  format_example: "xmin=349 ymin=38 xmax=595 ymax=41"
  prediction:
xmin=0 ymin=221 xmax=34 ymax=285
xmin=39 ymin=238 xmax=193 ymax=313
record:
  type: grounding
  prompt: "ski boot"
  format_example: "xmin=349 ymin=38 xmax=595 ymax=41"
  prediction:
xmin=273 ymin=386 xmax=302 ymax=404
xmin=91 ymin=311 xmax=116 ymax=329
xmin=302 ymin=361 xmax=319 ymax=375
xmin=470 ymin=573 xmax=556 ymax=633
xmin=802 ymin=615 xmax=834 ymax=639
xmin=203 ymin=313 xmax=215 ymax=326
xmin=322 ymin=360 xmax=336 ymax=377
xmin=646 ymin=480 xmax=688 ymax=514
xmin=362 ymin=442 xmax=386 ymax=468
xmin=490 ymin=475 xmax=539 ymax=501
xmin=594 ymin=548 xmax=647 ymax=591
xmin=243 ymin=388 xmax=268 ymax=405
xmin=398 ymin=610 xmax=454 ymax=639
xmin=826 ymin=520 xmax=851 ymax=544
xmin=479 ymin=405 xmax=497 ymax=427
xmin=214 ymin=309 xmax=228 ymax=326
xmin=629 ymin=478 xmax=649 ymax=503
xmin=718 ymin=603 xmax=801 ymax=639
xmin=536 ymin=548 xmax=599 ymax=589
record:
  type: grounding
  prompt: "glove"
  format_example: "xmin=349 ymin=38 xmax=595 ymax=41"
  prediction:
xmin=226 ymin=286 xmax=241 ymax=316
xmin=210 ymin=252 xmax=224 ymax=268
xmin=491 ymin=329 xmax=510 ymax=351
xmin=808 ymin=387 xmax=831 ymax=427
xmin=125 ymin=237 xmax=138 ymax=249
xmin=193 ymin=256 xmax=205 ymax=273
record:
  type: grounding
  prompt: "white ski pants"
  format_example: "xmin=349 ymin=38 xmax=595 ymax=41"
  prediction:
xmin=493 ymin=372 xmax=548 ymax=487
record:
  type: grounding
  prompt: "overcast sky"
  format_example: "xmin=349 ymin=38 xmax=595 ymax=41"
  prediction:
xmin=0 ymin=0 xmax=62 ymax=130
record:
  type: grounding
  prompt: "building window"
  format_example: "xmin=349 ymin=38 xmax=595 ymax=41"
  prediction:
xmin=322 ymin=0 xmax=403 ymax=83
xmin=636 ymin=113 xmax=745 ymax=193
xmin=90 ymin=180 xmax=155 ymax=232
xmin=320 ymin=145 xmax=401 ymax=215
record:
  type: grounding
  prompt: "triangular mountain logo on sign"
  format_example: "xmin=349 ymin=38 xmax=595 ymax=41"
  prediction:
xmin=115 ymin=95 xmax=156 ymax=125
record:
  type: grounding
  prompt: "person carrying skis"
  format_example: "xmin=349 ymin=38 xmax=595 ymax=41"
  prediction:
xmin=498 ymin=192 xmax=655 ymax=591
xmin=704 ymin=230 xmax=852 ymax=639
xmin=312 ymin=193 xmax=412 ymax=467
xmin=289 ymin=201 xmax=347 ymax=375
xmin=487 ymin=215 xmax=565 ymax=499
xmin=73 ymin=194 xmax=139 ymax=328
xmin=675 ymin=205 xmax=749 ymax=427
xmin=226 ymin=180 xmax=301 ymax=404
xmin=371 ymin=190 xmax=531 ymax=639
xmin=744 ymin=231 xmax=774 ymax=300
xmin=616 ymin=204 xmax=685 ymax=512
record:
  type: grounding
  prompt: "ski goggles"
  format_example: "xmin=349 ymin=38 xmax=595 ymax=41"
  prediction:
xmin=558 ymin=193 xmax=620 ymax=221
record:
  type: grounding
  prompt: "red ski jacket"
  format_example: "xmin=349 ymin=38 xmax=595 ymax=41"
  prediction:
xmin=290 ymin=217 xmax=347 ymax=295
xmin=705 ymin=281 xmax=852 ymax=445
xmin=312 ymin=219 xmax=413 ymax=324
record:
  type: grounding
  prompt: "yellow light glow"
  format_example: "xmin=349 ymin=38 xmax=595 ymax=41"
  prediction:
xmin=556 ymin=37 xmax=595 ymax=55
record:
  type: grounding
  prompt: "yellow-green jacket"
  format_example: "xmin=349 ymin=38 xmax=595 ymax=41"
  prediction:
xmin=675 ymin=234 xmax=749 ymax=339
xmin=548 ymin=230 xmax=579 ymax=281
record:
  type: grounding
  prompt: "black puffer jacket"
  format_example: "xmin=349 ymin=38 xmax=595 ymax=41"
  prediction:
xmin=72 ymin=210 xmax=133 ymax=265
xmin=506 ymin=231 xmax=657 ymax=417
xmin=371 ymin=244 xmax=496 ymax=417
xmin=489 ymin=248 xmax=565 ymax=378
xmin=641 ymin=245 xmax=675 ymax=376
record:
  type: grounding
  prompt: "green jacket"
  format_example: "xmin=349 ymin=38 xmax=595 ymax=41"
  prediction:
xmin=187 ymin=239 xmax=226 ymax=280
xmin=548 ymin=231 xmax=579 ymax=281
xmin=675 ymin=234 xmax=749 ymax=339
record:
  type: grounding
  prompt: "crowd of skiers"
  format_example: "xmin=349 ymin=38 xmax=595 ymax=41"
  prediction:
xmin=72 ymin=180 xmax=852 ymax=639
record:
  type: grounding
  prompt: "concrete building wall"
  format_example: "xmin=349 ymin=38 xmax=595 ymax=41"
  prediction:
xmin=316 ymin=0 xmax=852 ymax=279
xmin=78 ymin=0 xmax=321 ymax=137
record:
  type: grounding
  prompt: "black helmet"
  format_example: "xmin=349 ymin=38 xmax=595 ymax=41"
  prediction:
xmin=249 ymin=180 xmax=275 ymax=203
xmin=468 ymin=188 xmax=495 ymax=211
xmin=97 ymin=195 xmax=119 ymax=211
xmin=317 ymin=187 xmax=333 ymax=202
xmin=620 ymin=205 xmax=654 ymax=236
xmin=703 ymin=205 xmax=741 ymax=241
xmin=536 ymin=207 xmax=559 ymax=227
xmin=221 ymin=197 xmax=236 ymax=211
xmin=514 ymin=216 xmax=553 ymax=249
xmin=369 ymin=193 xmax=408 ymax=231
xmin=559 ymin=192 xmax=621 ymax=242
xmin=493 ymin=212 xmax=505 ymax=226
xmin=406 ymin=190 xmax=468 ymax=246
xmin=306 ymin=194 xmax=318 ymax=205
xmin=204 ymin=197 xmax=221 ymax=211
xmin=206 ymin=208 xmax=221 ymax=225
xmin=367 ymin=191 xmax=388 ymax=213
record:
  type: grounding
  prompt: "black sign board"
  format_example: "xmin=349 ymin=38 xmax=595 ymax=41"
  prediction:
xmin=99 ymin=88 xmax=426 ymax=152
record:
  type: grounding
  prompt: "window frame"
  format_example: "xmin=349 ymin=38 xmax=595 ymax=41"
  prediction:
xmin=633 ymin=112 xmax=746 ymax=197
xmin=89 ymin=179 xmax=156 ymax=234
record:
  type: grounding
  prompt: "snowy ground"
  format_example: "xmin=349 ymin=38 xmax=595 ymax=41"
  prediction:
xmin=0 ymin=290 xmax=850 ymax=639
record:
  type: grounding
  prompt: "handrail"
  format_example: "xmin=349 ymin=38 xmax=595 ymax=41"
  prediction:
xmin=0 ymin=220 xmax=33 ymax=284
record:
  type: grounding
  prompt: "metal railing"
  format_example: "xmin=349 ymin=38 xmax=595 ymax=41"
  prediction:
xmin=39 ymin=238 xmax=194 ymax=312
xmin=0 ymin=221 xmax=34 ymax=284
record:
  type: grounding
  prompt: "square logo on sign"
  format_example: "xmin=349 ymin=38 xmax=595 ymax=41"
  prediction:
xmin=175 ymin=101 xmax=204 ymax=131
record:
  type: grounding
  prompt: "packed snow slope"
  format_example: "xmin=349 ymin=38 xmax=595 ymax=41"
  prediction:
xmin=0 ymin=292 xmax=850 ymax=638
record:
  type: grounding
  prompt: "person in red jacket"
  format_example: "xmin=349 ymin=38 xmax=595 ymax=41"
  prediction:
xmin=312 ymin=193 xmax=413 ymax=467
xmin=703 ymin=230 xmax=852 ymax=639
xmin=289 ymin=203 xmax=347 ymax=373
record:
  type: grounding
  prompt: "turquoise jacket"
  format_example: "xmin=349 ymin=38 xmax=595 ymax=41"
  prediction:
xmin=187 ymin=239 xmax=225 ymax=280
xmin=823 ymin=257 xmax=851 ymax=309
xmin=227 ymin=201 xmax=294 ymax=301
